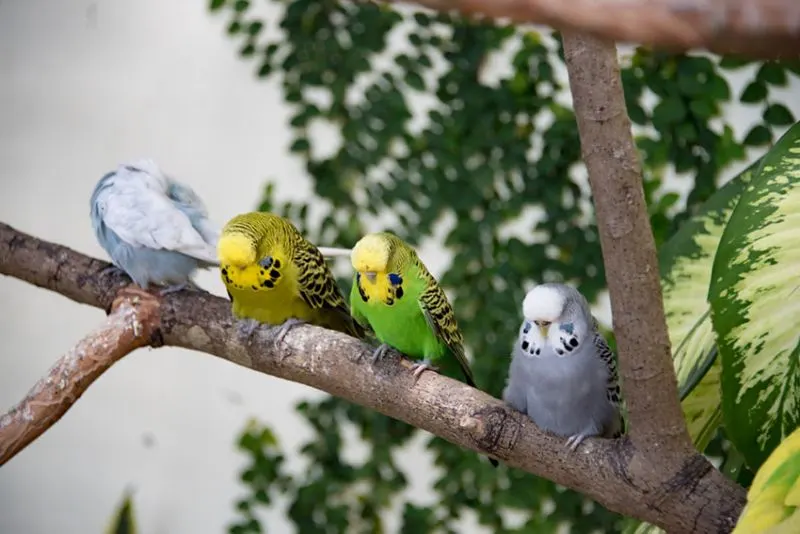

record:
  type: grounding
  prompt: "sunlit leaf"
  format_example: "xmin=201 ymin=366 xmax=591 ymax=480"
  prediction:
xmin=710 ymin=120 xmax=800 ymax=472
xmin=660 ymin=161 xmax=758 ymax=450
xmin=733 ymin=426 xmax=800 ymax=533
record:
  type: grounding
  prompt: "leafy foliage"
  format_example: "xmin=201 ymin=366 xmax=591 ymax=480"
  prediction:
xmin=659 ymin=161 xmax=758 ymax=452
xmin=733 ymin=425 xmax=800 ymax=533
xmin=710 ymin=123 xmax=800 ymax=473
xmin=208 ymin=0 xmax=800 ymax=531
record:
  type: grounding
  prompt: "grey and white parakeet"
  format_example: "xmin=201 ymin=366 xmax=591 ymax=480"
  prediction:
xmin=503 ymin=283 xmax=624 ymax=450
xmin=90 ymin=159 xmax=221 ymax=294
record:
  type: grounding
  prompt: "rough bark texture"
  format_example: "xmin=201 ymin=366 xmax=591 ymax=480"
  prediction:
xmin=559 ymin=34 xmax=746 ymax=532
xmin=562 ymin=33 xmax=690 ymax=454
xmin=0 ymin=294 xmax=160 ymax=465
xmin=0 ymin=223 xmax=747 ymax=531
xmin=376 ymin=0 xmax=800 ymax=59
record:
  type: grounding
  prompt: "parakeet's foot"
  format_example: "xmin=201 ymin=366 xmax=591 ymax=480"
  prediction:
xmin=409 ymin=359 xmax=439 ymax=383
xmin=371 ymin=343 xmax=391 ymax=363
xmin=565 ymin=433 xmax=589 ymax=451
xmin=159 ymin=282 xmax=190 ymax=296
xmin=275 ymin=318 xmax=306 ymax=347
xmin=99 ymin=264 xmax=125 ymax=277
xmin=235 ymin=318 xmax=262 ymax=342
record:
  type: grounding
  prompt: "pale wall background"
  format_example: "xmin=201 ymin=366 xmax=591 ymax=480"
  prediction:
xmin=0 ymin=1 xmax=797 ymax=533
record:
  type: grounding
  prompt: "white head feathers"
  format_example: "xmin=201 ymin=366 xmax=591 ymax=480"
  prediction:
xmin=522 ymin=284 xmax=567 ymax=322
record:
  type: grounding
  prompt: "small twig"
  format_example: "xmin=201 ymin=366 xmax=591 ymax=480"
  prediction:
xmin=0 ymin=292 xmax=160 ymax=466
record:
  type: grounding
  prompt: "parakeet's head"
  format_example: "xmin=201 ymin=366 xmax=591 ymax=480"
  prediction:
xmin=522 ymin=284 xmax=566 ymax=339
xmin=217 ymin=233 xmax=257 ymax=268
xmin=351 ymin=233 xmax=391 ymax=283
xmin=521 ymin=283 xmax=591 ymax=356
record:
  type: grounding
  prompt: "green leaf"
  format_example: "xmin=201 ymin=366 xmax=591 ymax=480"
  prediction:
xmin=621 ymin=521 xmax=664 ymax=534
xmin=764 ymin=104 xmax=796 ymax=127
xmin=660 ymin=161 xmax=757 ymax=451
xmin=719 ymin=56 xmax=751 ymax=70
xmin=404 ymin=71 xmax=425 ymax=91
xmin=733 ymin=426 xmax=800 ymax=533
xmin=744 ymin=125 xmax=773 ymax=147
xmin=247 ymin=21 xmax=263 ymax=36
xmin=710 ymin=120 xmax=800 ymax=471
xmin=209 ymin=0 xmax=226 ymax=11
xmin=652 ymin=97 xmax=686 ymax=125
xmin=289 ymin=137 xmax=310 ymax=153
xmin=757 ymin=63 xmax=789 ymax=87
xmin=741 ymin=81 xmax=768 ymax=103
xmin=105 ymin=490 xmax=137 ymax=534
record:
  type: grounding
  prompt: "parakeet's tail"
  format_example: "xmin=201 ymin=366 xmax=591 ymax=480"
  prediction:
xmin=317 ymin=246 xmax=352 ymax=258
xmin=183 ymin=245 xmax=220 ymax=267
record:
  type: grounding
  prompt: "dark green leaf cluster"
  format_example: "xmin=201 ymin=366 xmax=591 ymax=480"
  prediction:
xmin=208 ymin=0 xmax=800 ymax=531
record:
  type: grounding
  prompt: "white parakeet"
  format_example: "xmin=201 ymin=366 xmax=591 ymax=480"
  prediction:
xmin=90 ymin=159 xmax=220 ymax=294
xmin=503 ymin=283 xmax=623 ymax=450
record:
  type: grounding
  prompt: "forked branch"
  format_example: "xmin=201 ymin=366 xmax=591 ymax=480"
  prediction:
xmin=0 ymin=222 xmax=745 ymax=531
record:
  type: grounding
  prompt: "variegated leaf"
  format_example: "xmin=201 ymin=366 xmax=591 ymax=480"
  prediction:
xmin=710 ymin=121 xmax=800 ymax=471
xmin=733 ymin=425 xmax=800 ymax=533
xmin=660 ymin=161 xmax=758 ymax=451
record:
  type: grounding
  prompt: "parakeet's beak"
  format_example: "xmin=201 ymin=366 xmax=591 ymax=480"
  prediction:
xmin=537 ymin=322 xmax=550 ymax=338
xmin=364 ymin=271 xmax=377 ymax=283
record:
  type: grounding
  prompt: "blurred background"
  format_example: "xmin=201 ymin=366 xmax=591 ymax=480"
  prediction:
xmin=1 ymin=0 xmax=798 ymax=533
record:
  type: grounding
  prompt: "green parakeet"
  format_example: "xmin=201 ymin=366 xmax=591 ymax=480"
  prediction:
xmin=350 ymin=232 xmax=499 ymax=467
xmin=349 ymin=232 xmax=476 ymax=386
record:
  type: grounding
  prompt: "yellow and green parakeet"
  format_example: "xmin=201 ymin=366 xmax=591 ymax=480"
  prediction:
xmin=217 ymin=212 xmax=364 ymax=341
xmin=349 ymin=232 xmax=476 ymax=387
xmin=349 ymin=232 xmax=499 ymax=467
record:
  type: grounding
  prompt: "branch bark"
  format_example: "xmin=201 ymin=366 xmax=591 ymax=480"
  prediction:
xmin=0 ymin=294 xmax=160 ymax=465
xmin=375 ymin=0 xmax=800 ymax=59
xmin=563 ymin=34 xmax=691 ymax=455
xmin=0 ymin=222 xmax=746 ymax=532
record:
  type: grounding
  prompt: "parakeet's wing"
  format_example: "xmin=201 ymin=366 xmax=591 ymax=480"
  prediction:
xmin=99 ymin=172 xmax=218 ymax=264
xmin=417 ymin=273 xmax=476 ymax=388
xmin=166 ymin=179 xmax=220 ymax=247
xmin=294 ymin=240 xmax=365 ymax=338
xmin=591 ymin=325 xmax=624 ymax=435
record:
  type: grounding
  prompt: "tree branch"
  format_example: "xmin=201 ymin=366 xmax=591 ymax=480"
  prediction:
xmin=0 ymin=295 xmax=160 ymax=465
xmin=0 ymin=222 xmax=746 ymax=531
xmin=375 ymin=0 xmax=800 ymax=59
xmin=562 ymin=34 xmax=691 ymax=454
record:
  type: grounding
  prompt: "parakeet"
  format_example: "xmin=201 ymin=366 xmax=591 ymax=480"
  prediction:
xmin=503 ymin=283 xmax=623 ymax=451
xmin=349 ymin=232 xmax=476 ymax=387
xmin=90 ymin=159 xmax=220 ymax=294
xmin=350 ymin=232 xmax=498 ymax=467
xmin=217 ymin=212 xmax=364 ymax=342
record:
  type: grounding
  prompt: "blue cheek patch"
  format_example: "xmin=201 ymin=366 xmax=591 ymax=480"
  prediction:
xmin=522 ymin=321 xmax=531 ymax=334
xmin=559 ymin=322 xmax=575 ymax=334
xmin=388 ymin=273 xmax=403 ymax=286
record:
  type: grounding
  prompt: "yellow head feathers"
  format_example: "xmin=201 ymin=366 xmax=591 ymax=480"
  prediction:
xmin=217 ymin=233 xmax=256 ymax=267
xmin=351 ymin=233 xmax=391 ymax=274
